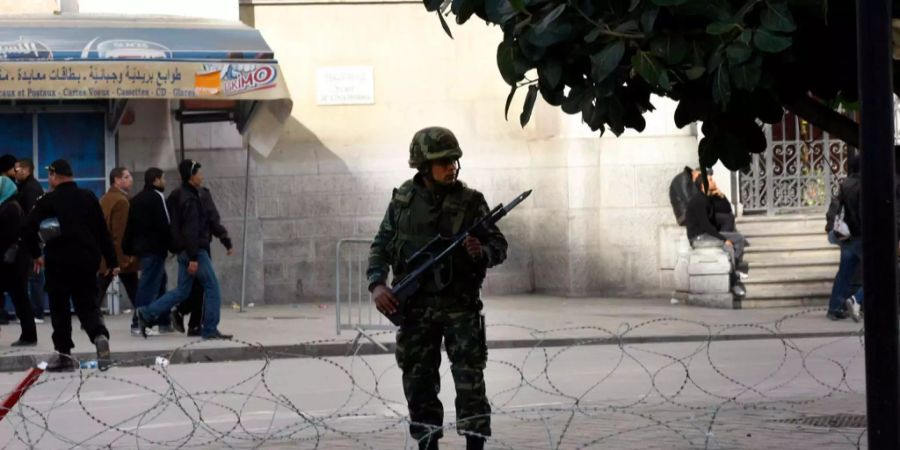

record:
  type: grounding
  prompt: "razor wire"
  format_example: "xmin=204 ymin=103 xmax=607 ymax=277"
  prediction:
xmin=0 ymin=306 xmax=868 ymax=449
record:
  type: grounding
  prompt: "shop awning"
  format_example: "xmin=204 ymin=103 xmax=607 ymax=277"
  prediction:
xmin=0 ymin=15 xmax=292 ymax=155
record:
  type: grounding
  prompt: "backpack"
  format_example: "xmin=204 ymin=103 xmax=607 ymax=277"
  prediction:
xmin=669 ymin=166 xmax=699 ymax=226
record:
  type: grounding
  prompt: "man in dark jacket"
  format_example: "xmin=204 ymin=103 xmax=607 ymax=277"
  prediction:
xmin=685 ymin=174 xmax=747 ymax=296
xmin=123 ymin=168 xmax=173 ymax=336
xmin=0 ymin=176 xmax=37 ymax=346
xmin=22 ymin=160 xmax=117 ymax=372
xmin=13 ymin=158 xmax=46 ymax=321
xmin=136 ymin=159 xmax=233 ymax=340
xmin=825 ymin=155 xmax=863 ymax=321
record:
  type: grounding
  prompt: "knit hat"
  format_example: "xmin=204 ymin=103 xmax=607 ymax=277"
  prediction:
xmin=0 ymin=154 xmax=16 ymax=174
xmin=46 ymin=159 xmax=73 ymax=176
xmin=179 ymin=159 xmax=201 ymax=182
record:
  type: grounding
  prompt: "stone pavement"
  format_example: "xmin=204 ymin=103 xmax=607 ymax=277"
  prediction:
xmin=0 ymin=295 xmax=861 ymax=372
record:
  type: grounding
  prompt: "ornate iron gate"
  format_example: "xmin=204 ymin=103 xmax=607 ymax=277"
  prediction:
xmin=739 ymin=112 xmax=851 ymax=215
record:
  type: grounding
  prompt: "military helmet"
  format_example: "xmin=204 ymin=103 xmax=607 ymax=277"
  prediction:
xmin=408 ymin=127 xmax=463 ymax=169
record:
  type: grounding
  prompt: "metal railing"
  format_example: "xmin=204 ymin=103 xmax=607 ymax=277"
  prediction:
xmin=335 ymin=239 xmax=395 ymax=349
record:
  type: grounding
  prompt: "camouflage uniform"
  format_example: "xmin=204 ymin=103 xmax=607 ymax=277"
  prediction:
xmin=366 ymin=127 xmax=508 ymax=445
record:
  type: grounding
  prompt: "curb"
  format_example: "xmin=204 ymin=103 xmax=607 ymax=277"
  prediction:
xmin=0 ymin=330 xmax=861 ymax=373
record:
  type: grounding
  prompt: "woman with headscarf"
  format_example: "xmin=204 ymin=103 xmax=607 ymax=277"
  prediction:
xmin=0 ymin=176 xmax=37 ymax=345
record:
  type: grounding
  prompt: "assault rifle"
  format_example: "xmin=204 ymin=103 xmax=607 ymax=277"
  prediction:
xmin=381 ymin=189 xmax=532 ymax=326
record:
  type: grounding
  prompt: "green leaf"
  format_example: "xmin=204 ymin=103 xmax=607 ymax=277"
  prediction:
xmin=761 ymin=2 xmax=796 ymax=33
xmin=538 ymin=59 xmax=562 ymax=89
xmin=497 ymin=40 xmax=523 ymax=85
xmin=730 ymin=55 xmax=762 ymax=90
xmin=584 ymin=27 xmax=604 ymax=43
xmin=753 ymin=28 xmax=792 ymax=53
xmin=712 ymin=65 xmax=731 ymax=105
xmin=706 ymin=22 xmax=740 ymax=35
xmin=505 ymin=84 xmax=517 ymax=120
xmin=641 ymin=7 xmax=659 ymax=32
xmin=438 ymin=11 xmax=454 ymax=39
xmin=629 ymin=0 xmax=641 ymax=12
xmin=737 ymin=29 xmax=752 ymax=46
xmin=590 ymin=41 xmax=625 ymax=83
xmin=658 ymin=70 xmax=672 ymax=90
xmin=632 ymin=51 xmax=663 ymax=86
xmin=614 ymin=20 xmax=639 ymax=33
xmin=650 ymin=34 xmax=688 ymax=64
xmin=725 ymin=41 xmax=752 ymax=65
xmin=534 ymin=4 xmax=566 ymax=34
xmin=485 ymin=0 xmax=519 ymax=24
xmin=684 ymin=65 xmax=706 ymax=80
xmin=424 ymin=0 xmax=443 ymax=12
xmin=509 ymin=0 xmax=526 ymax=12
xmin=454 ymin=0 xmax=481 ymax=24
xmin=520 ymin=84 xmax=539 ymax=127
xmin=649 ymin=0 xmax=689 ymax=6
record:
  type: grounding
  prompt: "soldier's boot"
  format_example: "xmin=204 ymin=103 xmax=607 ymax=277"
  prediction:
xmin=466 ymin=436 xmax=485 ymax=450
xmin=417 ymin=436 xmax=439 ymax=450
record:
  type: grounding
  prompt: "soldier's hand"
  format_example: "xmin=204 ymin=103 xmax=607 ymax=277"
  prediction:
xmin=464 ymin=235 xmax=483 ymax=260
xmin=372 ymin=284 xmax=399 ymax=315
xmin=187 ymin=261 xmax=199 ymax=275
xmin=33 ymin=257 xmax=44 ymax=274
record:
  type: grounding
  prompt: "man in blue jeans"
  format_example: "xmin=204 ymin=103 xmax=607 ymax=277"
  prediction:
xmin=825 ymin=155 xmax=864 ymax=321
xmin=123 ymin=168 xmax=172 ymax=335
xmin=136 ymin=160 xmax=233 ymax=340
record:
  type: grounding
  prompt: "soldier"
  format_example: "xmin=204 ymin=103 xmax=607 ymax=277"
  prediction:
xmin=366 ymin=127 xmax=507 ymax=450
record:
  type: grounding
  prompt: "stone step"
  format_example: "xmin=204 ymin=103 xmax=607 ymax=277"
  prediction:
xmin=743 ymin=280 xmax=833 ymax=299
xmin=736 ymin=215 xmax=827 ymax=235
xmin=743 ymin=248 xmax=839 ymax=265
xmin=743 ymin=233 xmax=831 ymax=248
xmin=748 ymin=255 xmax=841 ymax=268
xmin=737 ymin=296 xmax=830 ymax=308
xmin=748 ymin=266 xmax=837 ymax=283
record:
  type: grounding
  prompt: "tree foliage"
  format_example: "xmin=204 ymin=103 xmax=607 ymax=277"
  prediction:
xmin=425 ymin=0 xmax=895 ymax=170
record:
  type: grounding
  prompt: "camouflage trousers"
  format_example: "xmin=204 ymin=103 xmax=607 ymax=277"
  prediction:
xmin=395 ymin=296 xmax=490 ymax=442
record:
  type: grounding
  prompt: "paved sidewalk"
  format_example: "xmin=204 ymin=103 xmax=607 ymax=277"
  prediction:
xmin=0 ymin=295 xmax=861 ymax=372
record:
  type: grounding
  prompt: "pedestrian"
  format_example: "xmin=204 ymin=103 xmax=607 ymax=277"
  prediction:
xmin=96 ymin=167 xmax=143 ymax=319
xmin=366 ymin=127 xmax=507 ymax=450
xmin=13 ymin=158 xmax=46 ymax=321
xmin=122 ymin=168 xmax=173 ymax=336
xmin=825 ymin=155 xmax=864 ymax=321
xmin=0 ymin=176 xmax=37 ymax=346
xmin=22 ymin=159 xmax=116 ymax=372
xmin=685 ymin=173 xmax=748 ymax=296
xmin=0 ymin=154 xmax=16 ymax=180
xmin=136 ymin=159 xmax=233 ymax=340
xmin=0 ymin=154 xmax=19 ymax=326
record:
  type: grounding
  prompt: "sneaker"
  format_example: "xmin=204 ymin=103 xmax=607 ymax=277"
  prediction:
xmin=202 ymin=331 xmax=233 ymax=340
xmin=34 ymin=318 xmax=44 ymax=324
xmin=737 ymin=271 xmax=750 ymax=281
xmin=187 ymin=327 xmax=202 ymax=337
xmin=130 ymin=327 xmax=158 ymax=337
xmin=731 ymin=282 xmax=746 ymax=297
xmin=45 ymin=354 xmax=77 ymax=372
xmin=845 ymin=296 xmax=861 ymax=322
xmin=827 ymin=310 xmax=848 ymax=321
xmin=10 ymin=339 xmax=37 ymax=347
xmin=93 ymin=335 xmax=111 ymax=371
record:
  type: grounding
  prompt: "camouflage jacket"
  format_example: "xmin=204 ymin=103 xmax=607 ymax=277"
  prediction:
xmin=366 ymin=174 xmax=508 ymax=296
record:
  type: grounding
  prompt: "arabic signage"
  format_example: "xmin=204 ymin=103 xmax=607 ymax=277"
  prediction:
xmin=0 ymin=61 xmax=289 ymax=100
xmin=316 ymin=66 xmax=375 ymax=106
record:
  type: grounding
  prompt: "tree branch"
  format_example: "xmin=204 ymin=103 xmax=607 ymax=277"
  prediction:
xmin=782 ymin=94 xmax=860 ymax=148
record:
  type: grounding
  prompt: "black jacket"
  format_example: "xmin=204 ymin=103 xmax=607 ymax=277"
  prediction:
xmin=826 ymin=174 xmax=862 ymax=238
xmin=0 ymin=197 xmax=24 ymax=258
xmin=123 ymin=186 xmax=171 ymax=256
xmin=669 ymin=166 xmax=699 ymax=226
xmin=168 ymin=183 xmax=231 ymax=261
xmin=16 ymin=175 xmax=43 ymax=214
xmin=685 ymin=192 xmax=727 ymax=242
xmin=23 ymin=181 xmax=117 ymax=270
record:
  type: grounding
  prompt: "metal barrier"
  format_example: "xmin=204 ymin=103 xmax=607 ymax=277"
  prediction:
xmin=335 ymin=238 xmax=395 ymax=350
